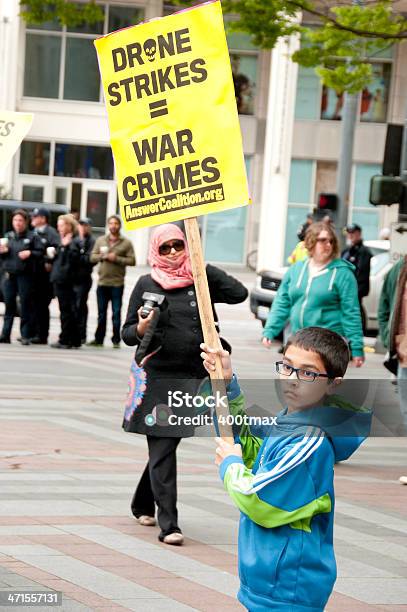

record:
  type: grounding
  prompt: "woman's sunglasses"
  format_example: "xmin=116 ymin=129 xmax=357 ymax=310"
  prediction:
xmin=316 ymin=237 xmax=334 ymax=245
xmin=159 ymin=240 xmax=185 ymax=256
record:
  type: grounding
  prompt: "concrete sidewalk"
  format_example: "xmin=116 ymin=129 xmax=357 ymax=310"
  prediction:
xmin=0 ymin=267 xmax=406 ymax=610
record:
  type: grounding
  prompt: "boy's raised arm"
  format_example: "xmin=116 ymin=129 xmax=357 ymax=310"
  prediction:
xmin=219 ymin=430 xmax=333 ymax=531
xmin=200 ymin=344 xmax=263 ymax=468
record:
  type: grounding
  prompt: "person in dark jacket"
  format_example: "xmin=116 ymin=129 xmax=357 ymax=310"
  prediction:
xmin=0 ymin=209 xmax=42 ymax=344
xmin=342 ymin=224 xmax=372 ymax=333
xmin=50 ymin=214 xmax=81 ymax=349
xmin=30 ymin=207 xmax=60 ymax=344
xmin=121 ymin=223 xmax=248 ymax=546
xmin=73 ymin=218 xmax=96 ymax=344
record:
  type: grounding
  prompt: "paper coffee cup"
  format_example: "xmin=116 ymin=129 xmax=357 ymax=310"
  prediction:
xmin=100 ymin=246 xmax=109 ymax=255
xmin=46 ymin=246 xmax=56 ymax=259
xmin=0 ymin=237 xmax=9 ymax=247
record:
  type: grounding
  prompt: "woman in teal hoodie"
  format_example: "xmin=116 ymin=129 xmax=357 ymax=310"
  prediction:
xmin=263 ymin=222 xmax=364 ymax=364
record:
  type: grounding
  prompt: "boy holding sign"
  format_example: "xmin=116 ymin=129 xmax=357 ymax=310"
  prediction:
xmin=200 ymin=327 xmax=370 ymax=611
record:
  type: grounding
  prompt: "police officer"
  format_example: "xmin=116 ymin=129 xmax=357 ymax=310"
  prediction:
xmin=73 ymin=217 xmax=95 ymax=344
xmin=31 ymin=207 xmax=60 ymax=344
xmin=342 ymin=223 xmax=372 ymax=333
xmin=0 ymin=209 xmax=41 ymax=344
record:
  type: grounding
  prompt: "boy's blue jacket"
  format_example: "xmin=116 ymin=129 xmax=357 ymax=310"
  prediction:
xmin=220 ymin=377 xmax=370 ymax=612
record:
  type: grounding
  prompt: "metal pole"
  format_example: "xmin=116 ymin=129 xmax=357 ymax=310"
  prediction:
xmin=335 ymin=91 xmax=359 ymax=247
xmin=398 ymin=104 xmax=407 ymax=222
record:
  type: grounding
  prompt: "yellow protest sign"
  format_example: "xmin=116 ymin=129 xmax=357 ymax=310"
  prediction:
xmin=94 ymin=0 xmax=249 ymax=230
xmin=0 ymin=112 xmax=33 ymax=170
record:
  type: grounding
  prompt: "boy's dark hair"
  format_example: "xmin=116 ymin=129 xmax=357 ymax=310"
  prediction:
xmin=283 ymin=327 xmax=350 ymax=378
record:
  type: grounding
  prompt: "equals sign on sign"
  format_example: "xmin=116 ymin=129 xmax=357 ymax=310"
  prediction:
xmin=149 ymin=99 xmax=168 ymax=118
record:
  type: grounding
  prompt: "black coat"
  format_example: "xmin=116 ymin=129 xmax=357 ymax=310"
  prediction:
xmin=121 ymin=264 xmax=248 ymax=436
xmin=341 ymin=241 xmax=372 ymax=298
xmin=33 ymin=225 xmax=60 ymax=276
xmin=0 ymin=230 xmax=42 ymax=276
xmin=73 ymin=234 xmax=96 ymax=283
xmin=50 ymin=240 xmax=81 ymax=285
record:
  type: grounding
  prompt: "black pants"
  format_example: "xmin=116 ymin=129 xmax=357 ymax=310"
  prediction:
xmin=54 ymin=283 xmax=81 ymax=347
xmin=131 ymin=436 xmax=181 ymax=538
xmin=1 ymin=273 xmax=34 ymax=340
xmin=33 ymin=273 xmax=53 ymax=341
xmin=73 ymin=278 xmax=92 ymax=342
xmin=95 ymin=285 xmax=123 ymax=344
xmin=359 ymin=295 xmax=367 ymax=336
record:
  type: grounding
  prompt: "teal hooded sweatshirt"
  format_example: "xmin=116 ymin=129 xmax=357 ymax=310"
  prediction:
xmin=263 ymin=258 xmax=364 ymax=357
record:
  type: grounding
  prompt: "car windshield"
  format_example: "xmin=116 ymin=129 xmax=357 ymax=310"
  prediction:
xmin=371 ymin=251 xmax=390 ymax=276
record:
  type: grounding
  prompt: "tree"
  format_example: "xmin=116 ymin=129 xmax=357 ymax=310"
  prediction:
xmin=222 ymin=0 xmax=407 ymax=93
xmin=20 ymin=0 xmax=104 ymax=28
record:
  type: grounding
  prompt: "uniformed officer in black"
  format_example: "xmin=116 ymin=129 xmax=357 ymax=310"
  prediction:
xmin=0 ymin=209 xmax=42 ymax=344
xmin=342 ymin=223 xmax=372 ymax=333
xmin=73 ymin=217 xmax=96 ymax=344
xmin=31 ymin=207 xmax=60 ymax=344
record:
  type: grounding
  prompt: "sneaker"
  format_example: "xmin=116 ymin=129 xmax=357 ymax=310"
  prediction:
xmin=0 ymin=336 xmax=11 ymax=344
xmin=161 ymin=532 xmax=184 ymax=546
xmin=86 ymin=340 xmax=103 ymax=347
xmin=137 ymin=515 xmax=156 ymax=526
xmin=50 ymin=342 xmax=72 ymax=349
xmin=400 ymin=476 xmax=407 ymax=485
xmin=20 ymin=338 xmax=31 ymax=346
xmin=113 ymin=342 xmax=121 ymax=349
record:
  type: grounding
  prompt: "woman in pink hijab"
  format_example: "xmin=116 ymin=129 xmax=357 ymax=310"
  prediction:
xmin=122 ymin=223 xmax=248 ymax=546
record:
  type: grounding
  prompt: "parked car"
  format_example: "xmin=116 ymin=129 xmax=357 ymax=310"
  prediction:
xmin=249 ymin=240 xmax=392 ymax=334
xmin=0 ymin=200 xmax=68 ymax=302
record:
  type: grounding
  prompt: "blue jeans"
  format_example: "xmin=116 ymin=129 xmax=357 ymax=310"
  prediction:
xmin=95 ymin=285 xmax=124 ymax=345
xmin=397 ymin=365 xmax=407 ymax=435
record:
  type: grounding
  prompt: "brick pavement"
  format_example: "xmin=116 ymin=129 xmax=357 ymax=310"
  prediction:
xmin=0 ymin=267 xmax=406 ymax=611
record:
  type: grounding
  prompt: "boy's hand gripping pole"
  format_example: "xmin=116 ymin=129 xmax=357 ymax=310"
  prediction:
xmin=184 ymin=217 xmax=234 ymax=443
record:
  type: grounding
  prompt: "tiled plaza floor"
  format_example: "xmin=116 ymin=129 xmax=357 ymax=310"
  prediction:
xmin=0 ymin=267 xmax=406 ymax=611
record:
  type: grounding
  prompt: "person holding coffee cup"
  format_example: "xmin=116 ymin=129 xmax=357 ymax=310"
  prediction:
xmin=30 ymin=207 xmax=60 ymax=345
xmin=88 ymin=215 xmax=135 ymax=348
xmin=0 ymin=209 xmax=42 ymax=344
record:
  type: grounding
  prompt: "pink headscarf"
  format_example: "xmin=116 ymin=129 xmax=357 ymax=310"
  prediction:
xmin=148 ymin=224 xmax=194 ymax=290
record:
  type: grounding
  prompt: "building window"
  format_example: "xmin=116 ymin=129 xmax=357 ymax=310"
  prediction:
xmin=284 ymin=205 xmax=311 ymax=263
xmin=22 ymin=185 xmax=44 ymax=202
xmin=285 ymin=159 xmax=315 ymax=261
xmin=19 ymin=141 xmax=51 ymax=175
xmin=54 ymin=144 xmax=114 ymax=179
xmin=288 ymin=159 xmax=314 ymax=204
xmin=295 ymin=50 xmax=393 ymax=123
xmin=226 ymin=26 xmax=259 ymax=116
xmin=204 ymin=157 xmax=251 ymax=263
xmin=351 ymin=163 xmax=381 ymax=240
xmin=314 ymin=161 xmax=337 ymax=201
xmin=23 ymin=3 xmax=144 ymax=102
xmin=230 ymin=53 xmax=257 ymax=115
xmin=359 ymin=63 xmax=391 ymax=123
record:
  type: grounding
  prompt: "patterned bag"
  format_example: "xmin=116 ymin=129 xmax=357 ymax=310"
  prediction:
xmin=123 ymin=360 xmax=147 ymax=423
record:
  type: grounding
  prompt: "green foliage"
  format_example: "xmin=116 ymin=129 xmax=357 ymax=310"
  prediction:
xmin=20 ymin=0 xmax=104 ymax=27
xmin=222 ymin=0 xmax=407 ymax=92
xmin=19 ymin=0 xmax=407 ymax=92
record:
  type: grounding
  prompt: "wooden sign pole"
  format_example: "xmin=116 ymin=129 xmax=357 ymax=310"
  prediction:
xmin=184 ymin=217 xmax=234 ymax=442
